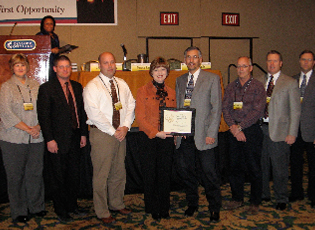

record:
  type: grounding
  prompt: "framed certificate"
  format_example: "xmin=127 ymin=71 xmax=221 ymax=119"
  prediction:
xmin=160 ymin=107 xmax=196 ymax=136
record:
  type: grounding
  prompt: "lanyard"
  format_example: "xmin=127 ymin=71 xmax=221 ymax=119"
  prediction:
xmin=99 ymin=76 xmax=120 ymax=101
xmin=16 ymin=85 xmax=32 ymax=103
xmin=234 ymin=78 xmax=253 ymax=102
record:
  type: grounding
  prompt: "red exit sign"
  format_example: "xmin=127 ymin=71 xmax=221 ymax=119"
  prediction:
xmin=160 ymin=12 xmax=179 ymax=25
xmin=222 ymin=13 xmax=240 ymax=26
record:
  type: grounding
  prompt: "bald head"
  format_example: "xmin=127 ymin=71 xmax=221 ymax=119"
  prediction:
xmin=98 ymin=52 xmax=116 ymax=78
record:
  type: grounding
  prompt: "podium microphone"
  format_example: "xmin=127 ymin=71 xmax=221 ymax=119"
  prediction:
xmin=9 ymin=22 xmax=17 ymax=36
xmin=121 ymin=43 xmax=129 ymax=71
xmin=120 ymin=43 xmax=127 ymax=56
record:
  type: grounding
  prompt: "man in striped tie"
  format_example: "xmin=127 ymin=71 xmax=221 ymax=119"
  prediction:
xmin=256 ymin=50 xmax=300 ymax=211
xmin=174 ymin=46 xmax=222 ymax=223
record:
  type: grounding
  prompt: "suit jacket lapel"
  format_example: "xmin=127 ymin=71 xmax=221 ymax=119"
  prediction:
xmin=273 ymin=73 xmax=285 ymax=95
xmin=193 ymin=70 xmax=204 ymax=98
xmin=52 ymin=77 xmax=69 ymax=109
xmin=304 ymin=71 xmax=315 ymax=97
xmin=179 ymin=73 xmax=189 ymax=106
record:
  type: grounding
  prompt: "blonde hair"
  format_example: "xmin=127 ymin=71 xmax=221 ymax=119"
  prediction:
xmin=9 ymin=53 xmax=30 ymax=73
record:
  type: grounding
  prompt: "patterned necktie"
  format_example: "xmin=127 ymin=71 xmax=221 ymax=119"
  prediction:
xmin=65 ymin=82 xmax=78 ymax=129
xmin=264 ymin=76 xmax=275 ymax=118
xmin=300 ymin=74 xmax=307 ymax=97
xmin=185 ymin=74 xmax=194 ymax=99
xmin=110 ymin=80 xmax=120 ymax=129
xmin=266 ymin=75 xmax=274 ymax=97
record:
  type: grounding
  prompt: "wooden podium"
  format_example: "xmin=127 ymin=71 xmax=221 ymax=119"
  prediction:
xmin=0 ymin=35 xmax=51 ymax=87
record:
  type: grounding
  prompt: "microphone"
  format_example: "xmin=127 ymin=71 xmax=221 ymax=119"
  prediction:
xmin=9 ymin=22 xmax=17 ymax=36
xmin=120 ymin=43 xmax=127 ymax=55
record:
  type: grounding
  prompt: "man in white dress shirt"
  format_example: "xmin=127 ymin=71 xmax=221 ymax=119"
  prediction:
xmin=256 ymin=50 xmax=300 ymax=211
xmin=83 ymin=52 xmax=135 ymax=224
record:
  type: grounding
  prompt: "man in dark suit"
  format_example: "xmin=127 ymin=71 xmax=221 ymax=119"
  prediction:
xmin=175 ymin=46 xmax=222 ymax=223
xmin=37 ymin=55 xmax=88 ymax=222
xmin=257 ymin=50 xmax=300 ymax=211
xmin=290 ymin=50 xmax=315 ymax=208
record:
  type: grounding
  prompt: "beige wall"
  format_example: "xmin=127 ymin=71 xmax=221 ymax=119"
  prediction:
xmin=1 ymin=0 xmax=315 ymax=86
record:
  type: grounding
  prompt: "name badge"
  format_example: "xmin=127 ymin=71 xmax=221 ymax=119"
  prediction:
xmin=233 ymin=102 xmax=243 ymax=110
xmin=184 ymin=99 xmax=191 ymax=107
xmin=114 ymin=101 xmax=122 ymax=111
xmin=266 ymin=97 xmax=271 ymax=104
xmin=23 ymin=103 xmax=34 ymax=111
xmin=300 ymin=97 xmax=303 ymax=103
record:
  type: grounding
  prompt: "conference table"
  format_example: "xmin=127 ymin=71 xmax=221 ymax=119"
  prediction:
xmin=70 ymin=69 xmax=229 ymax=131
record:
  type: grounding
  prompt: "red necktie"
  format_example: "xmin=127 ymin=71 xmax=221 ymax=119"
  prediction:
xmin=65 ymin=82 xmax=78 ymax=129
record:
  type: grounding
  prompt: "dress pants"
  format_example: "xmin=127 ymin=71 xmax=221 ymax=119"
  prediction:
xmin=90 ymin=128 xmax=126 ymax=219
xmin=261 ymin=124 xmax=290 ymax=203
xmin=138 ymin=132 xmax=173 ymax=215
xmin=290 ymin=130 xmax=315 ymax=202
xmin=174 ymin=137 xmax=221 ymax=212
xmin=228 ymin=124 xmax=263 ymax=205
xmin=0 ymin=141 xmax=45 ymax=219
xmin=46 ymin=129 xmax=81 ymax=216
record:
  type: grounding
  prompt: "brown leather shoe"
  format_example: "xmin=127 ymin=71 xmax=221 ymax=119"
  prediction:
xmin=100 ymin=216 xmax=116 ymax=224
xmin=222 ymin=200 xmax=243 ymax=210
xmin=246 ymin=204 xmax=259 ymax=215
xmin=111 ymin=208 xmax=131 ymax=215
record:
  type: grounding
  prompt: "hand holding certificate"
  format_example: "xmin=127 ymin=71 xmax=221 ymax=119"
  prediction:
xmin=160 ymin=108 xmax=196 ymax=136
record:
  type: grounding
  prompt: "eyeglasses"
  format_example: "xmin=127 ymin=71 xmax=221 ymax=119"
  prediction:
xmin=301 ymin=58 xmax=314 ymax=62
xmin=56 ymin=65 xmax=71 ymax=69
xmin=186 ymin=55 xmax=200 ymax=60
xmin=236 ymin=65 xmax=250 ymax=69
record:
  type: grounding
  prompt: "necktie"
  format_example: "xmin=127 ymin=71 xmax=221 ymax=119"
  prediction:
xmin=266 ymin=75 xmax=274 ymax=97
xmin=185 ymin=74 xmax=194 ymax=100
xmin=300 ymin=74 xmax=307 ymax=97
xmin=264 ymin=76 xmax=274 ymax=118
xmin=110 ymin=80 xmax=120 ymax=129
xmin=65 ymin=82 xmax=78 ymax=129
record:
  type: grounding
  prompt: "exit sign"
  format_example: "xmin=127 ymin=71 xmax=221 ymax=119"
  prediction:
xmin=222 ymin=13 xmax=240 ymax=26
xmin=160 ymin=12 xmax=179 ymax=25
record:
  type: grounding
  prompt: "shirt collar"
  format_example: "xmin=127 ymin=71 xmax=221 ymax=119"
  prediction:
xmin=189 ymin=67 xmax=201 ymax=78
xmin=300 ymin=69 xmax=313 ymax=78
xmin=268 ymin=71 xmax=281 ymax=83
xmin=57 ymin=76 xmax=70 ymax=86
xmin=99 ymin=72 xmax=115 ymax=82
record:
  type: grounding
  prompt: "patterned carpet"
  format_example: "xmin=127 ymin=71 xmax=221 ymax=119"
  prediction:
xmin=0 ymin=180 xmax=314 ymax=230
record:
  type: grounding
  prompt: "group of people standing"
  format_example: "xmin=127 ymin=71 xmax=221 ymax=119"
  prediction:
xmin=0 ymin=45 xmax=314 ymax=226
xmin=222 ymin=50 xmax=315 ymax=216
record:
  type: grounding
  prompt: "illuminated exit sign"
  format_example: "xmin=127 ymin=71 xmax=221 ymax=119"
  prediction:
xmin=160 ymin=12 xmax=179 ymax=25
xmin=222 ymin=13 xmax=240 ymax=26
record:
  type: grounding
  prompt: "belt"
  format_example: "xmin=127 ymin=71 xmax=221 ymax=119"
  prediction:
xmin=256 ymin=119 xmax=268 ymax=126
xmin=90 ymin=125 xmax=97 ymax=128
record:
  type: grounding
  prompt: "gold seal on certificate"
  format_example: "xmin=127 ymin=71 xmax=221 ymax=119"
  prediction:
xmin=160 ymin=108 xmax=196 ymax=136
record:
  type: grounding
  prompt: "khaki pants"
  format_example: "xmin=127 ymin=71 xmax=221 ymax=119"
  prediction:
xmin=89 ymin=128 xmax=127 ymax=218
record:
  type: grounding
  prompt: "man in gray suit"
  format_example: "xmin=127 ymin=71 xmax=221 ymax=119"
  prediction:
xmin=257 ymin=50 xmax=300 ymax=211
xmin=290 ymin=50 xmax=315 ymax=208
xmin=174 ymin=46 xmax=222 ymax=222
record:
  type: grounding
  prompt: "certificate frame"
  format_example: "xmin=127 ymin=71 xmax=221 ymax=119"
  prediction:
xmin=160 ymin=107 xmax=196 ymax=136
